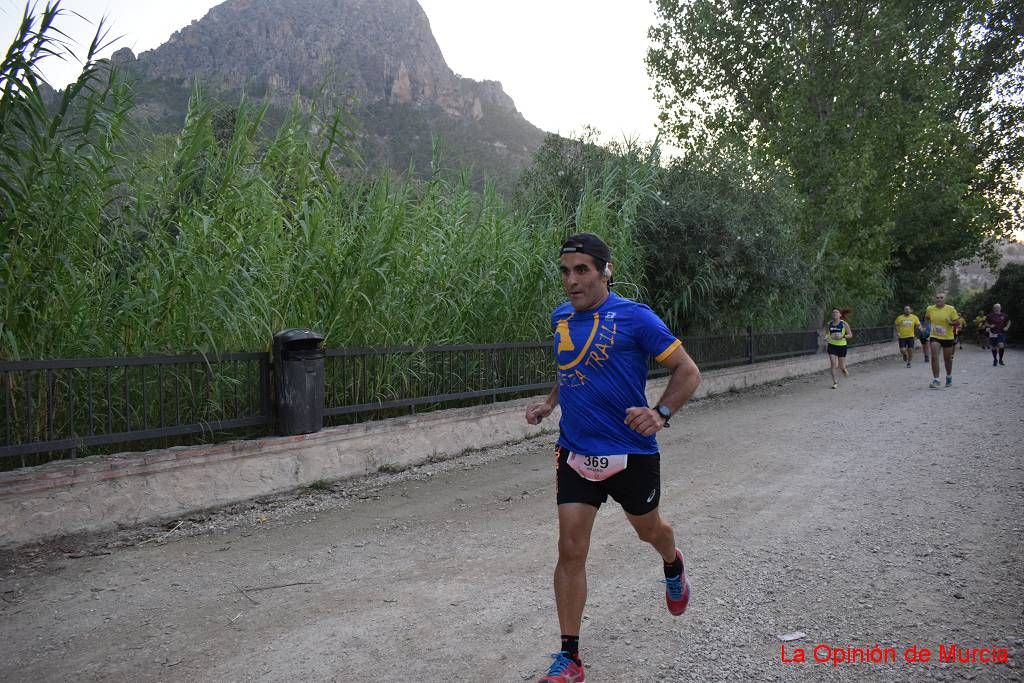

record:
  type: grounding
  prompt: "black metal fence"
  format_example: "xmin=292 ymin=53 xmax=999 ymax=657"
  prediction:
xmin=0 ymin=326 xmax=892 ymax=469
xmin=0 ymin=353 xmax=271 ymax=469
xmin=323 ymin=342 xmax=553 ymax=418
xmin=849 ymin=325 xmax=895 ymax=346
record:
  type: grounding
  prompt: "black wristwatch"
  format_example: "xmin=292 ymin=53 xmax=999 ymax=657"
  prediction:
xmin=656 ymin=404 xmax=672 ymax=428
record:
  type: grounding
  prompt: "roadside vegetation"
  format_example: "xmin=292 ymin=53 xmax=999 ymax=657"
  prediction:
xmin=2 ymin=1 xmax=1021 ymax=361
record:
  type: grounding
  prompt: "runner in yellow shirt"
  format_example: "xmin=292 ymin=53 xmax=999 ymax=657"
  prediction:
xmin=924 ymin=293 xmax=960 ymax=388
xmin=893 ymin=306 xmax=921 ymax=368
xmin=953 ymin=314 xmax=966 ymax=352
xmin=974 ymin=313 xmax=989 ymax=349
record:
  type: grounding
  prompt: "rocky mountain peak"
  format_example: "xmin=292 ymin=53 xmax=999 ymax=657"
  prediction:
xmin=115 ymin=0 xmax=524 ymax=124
xmin=107 ymin=0 xmax=546 ymax=190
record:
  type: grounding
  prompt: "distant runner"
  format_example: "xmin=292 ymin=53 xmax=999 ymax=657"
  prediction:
xmin=953 ymin=313 xmax=966 ymax=352
xmin=824 ymin=308 xmax=853 ymax=389
xmin=985 ymin=303 xmax=1011 ymax=366
xmin=525 ymin=233 xmax=702 ymax=683
xmin=894 ymin=306 xmax=921 ymax=368
xmin=925 ymin=293 xmax=960 ymax=388
xmin=975 ymin=312 xmax=989 ymax=349
xmin=918 ymin=318 xmax=931 ymax=362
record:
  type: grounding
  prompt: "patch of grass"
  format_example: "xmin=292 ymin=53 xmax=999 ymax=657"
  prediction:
xmin=306 ymin=479 xmax=332 ymax=491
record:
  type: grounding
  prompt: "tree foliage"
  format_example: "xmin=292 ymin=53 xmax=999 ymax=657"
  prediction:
xmin=648 ymin=0 xmax=1024 ymax=313
xmin=515 ymin=132 xmax=819 ymax=332
xmin=644 ymin=151 xmax=814 ymax=333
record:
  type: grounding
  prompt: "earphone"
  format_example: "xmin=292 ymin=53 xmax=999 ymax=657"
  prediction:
xmin=603 ymin=264 xmax=612 ymax=277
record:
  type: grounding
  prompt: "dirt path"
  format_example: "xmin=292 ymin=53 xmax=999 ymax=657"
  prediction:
xmin=1 ymin=346 xmax=1022 ymax=682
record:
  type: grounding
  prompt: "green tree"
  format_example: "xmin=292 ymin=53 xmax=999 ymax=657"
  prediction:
xmin=962 ymin=262 xmax=1024 ymax=342
xmin=644 ymin=151 xmax=814 ymax=333
xmin=647 ymin=0 xmax=1024 ymax=315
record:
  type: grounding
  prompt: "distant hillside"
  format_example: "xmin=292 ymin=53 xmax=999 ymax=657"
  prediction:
xmin=105 ymin=0 xmax=546 ymax=190
xmin=951 ymin=240 xmax=1024 ymax=290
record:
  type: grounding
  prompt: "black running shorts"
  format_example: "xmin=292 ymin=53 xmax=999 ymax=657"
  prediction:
xmin=827 ymin=344 xmax=848 ymax=357
xmin=898 ymin=338 xmax=914 ymax=349
xmin=554 ymin=446 xmax=661 ymax=516
xmin=932 ymin=338 xmax=956 ymax=348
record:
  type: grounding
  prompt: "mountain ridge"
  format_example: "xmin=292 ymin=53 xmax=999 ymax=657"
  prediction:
xmin=107 ymin=0 xmax=546 ymax=188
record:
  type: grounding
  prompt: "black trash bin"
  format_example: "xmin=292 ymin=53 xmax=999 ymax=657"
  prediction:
xmin=272 ymin=329 xmax=325 ymax=436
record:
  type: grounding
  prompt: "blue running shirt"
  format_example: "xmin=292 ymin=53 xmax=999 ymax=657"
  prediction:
xmin=552 ymin=293 xmax=681 ymax=456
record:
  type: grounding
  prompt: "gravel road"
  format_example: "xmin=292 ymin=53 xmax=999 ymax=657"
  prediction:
xmin=1 ymin=345 xmax=1021 ymax=682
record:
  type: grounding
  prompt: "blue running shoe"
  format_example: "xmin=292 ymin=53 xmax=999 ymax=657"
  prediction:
xmin=537 ymin=652 xmax=585 ymax=682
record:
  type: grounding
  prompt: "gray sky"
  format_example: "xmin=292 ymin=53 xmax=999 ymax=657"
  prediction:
xmin=0 ymin=0 xmax=663 ymax=144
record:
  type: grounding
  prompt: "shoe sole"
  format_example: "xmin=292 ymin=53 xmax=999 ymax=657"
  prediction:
xmin=538 ymin=675 xmax=585 ymax=683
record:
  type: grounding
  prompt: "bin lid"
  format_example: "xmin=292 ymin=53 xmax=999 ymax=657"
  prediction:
xmin=273 ymin=328 xmax=324 ymax=345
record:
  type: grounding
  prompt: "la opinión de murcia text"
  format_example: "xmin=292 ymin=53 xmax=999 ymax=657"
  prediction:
xmin=780 ymin=643 xmax=1010 ymax=667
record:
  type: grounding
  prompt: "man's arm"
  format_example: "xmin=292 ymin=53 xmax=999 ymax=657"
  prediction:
xmin=525 ymin=382 xmax=559 ymax=425
xmin=624 ymin=345 xmax=701 ymax=437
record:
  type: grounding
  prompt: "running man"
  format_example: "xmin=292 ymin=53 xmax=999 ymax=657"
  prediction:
xmin=525 ymin=233 xmax=702 ymax=683
xmin=975 ymin=312 xmax=989 ymax=349
xmin=924 ymin=292 xmax=960 ymax=388
xmin=824 ymin=308 xmax=853 ymax=389
xmin=894 ymin=306 xmax=921 ymax=367
xmin=954 ymin=313 xmax=966 ymax=352
xmin=919 ymin=318 xmax=931 ymax=362
xmin=985 ymin=303 xmax=1011 ymax=366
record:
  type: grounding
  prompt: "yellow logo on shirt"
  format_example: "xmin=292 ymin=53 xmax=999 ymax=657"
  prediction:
xmin=556 ymin=319 xmax=574 ymax=353
xmin=557 ymin=313 xmax=600 ymax=371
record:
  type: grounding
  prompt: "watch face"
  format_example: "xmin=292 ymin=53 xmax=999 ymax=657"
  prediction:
xmin=657 ymin=405 xmax=671 ymax=419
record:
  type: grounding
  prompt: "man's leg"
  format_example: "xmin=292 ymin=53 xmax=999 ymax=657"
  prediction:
xmin=554 ymin=503 xmax=598 ymax=639
xmin=998 ymin=342 xmax=1006 ymax=364
xmin=930 ymin=341 xmax=941 ymax=379
xmin=943 ymin=344 xmax=955 ymax=378
xmin=625 ymin=506 xmax=690 ymax=616
xmin=624 ymin=507 xmax=677 ymax=562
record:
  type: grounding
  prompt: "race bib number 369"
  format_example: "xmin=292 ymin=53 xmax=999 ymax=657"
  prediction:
xmin=567 ymin=452 xmax=628 ymax=481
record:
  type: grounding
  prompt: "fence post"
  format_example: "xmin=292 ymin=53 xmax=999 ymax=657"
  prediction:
xmin=747 ymin=325 xmax=755 ymax=364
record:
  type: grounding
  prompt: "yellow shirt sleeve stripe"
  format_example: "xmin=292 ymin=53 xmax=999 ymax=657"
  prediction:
xmin=655 ymin=338 xmax=683 ymax=364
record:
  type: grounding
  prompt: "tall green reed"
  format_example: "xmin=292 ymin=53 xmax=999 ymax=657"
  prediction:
xmin=0 ymin=3 xmax=652 ymax=360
